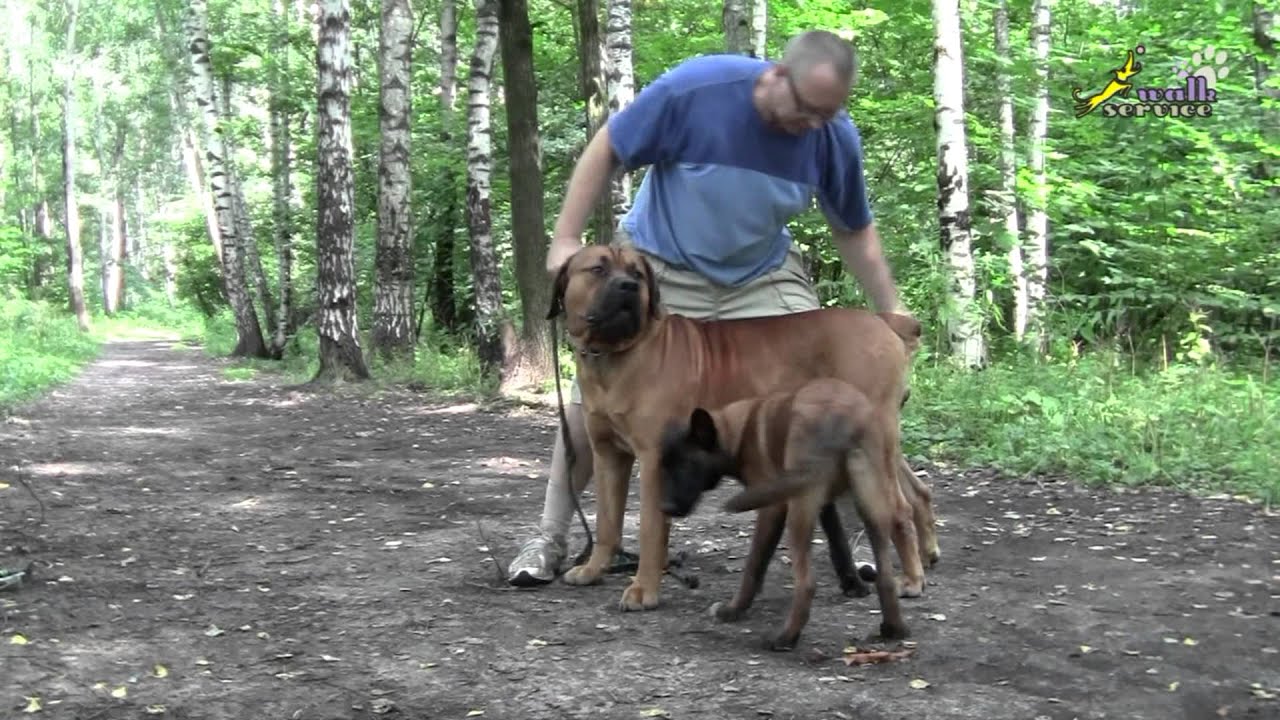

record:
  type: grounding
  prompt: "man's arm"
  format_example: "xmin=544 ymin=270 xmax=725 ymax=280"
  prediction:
xmin=832 ymin=221 xmax=903 ymax=314
xmin=546 ymin=126 xmax=620 ymax=274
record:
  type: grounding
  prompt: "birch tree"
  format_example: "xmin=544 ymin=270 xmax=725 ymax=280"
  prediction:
xmin=994 ymin=0 xmax=1027 ymax=342
xmin=750 ymin=0 xmax=766 ymax=58
xmin=313 ymin=0 xmax=370 ymax=381
xmin=605 ymin=0 xmax=634 ymax=219
xmin=184 ymin=0 xmax=268 ymax=357
xmin=465 ymin=0 xmax=509 ymax=372
xmin=576 ymin=0 xmax=610 ymax=243
xmin=428 ymin=0 xmax=461 ymax=333
xmin=269 ymin=0 xmax=295 ymax=357
xmin=1026 ymin=0 xmax=1053 ymax=353
xmin=61 ymin=0 xmax=89 ymax=331
xmin=723 ymin=0 xmax=749 ymax=54
xmin=932 ymin=0 xmax=984 ymax=367
xmin=372 ymin=0 xmax=415 ymax=359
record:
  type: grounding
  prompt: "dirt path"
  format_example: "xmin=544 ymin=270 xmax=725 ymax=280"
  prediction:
xmin=2 ymin=339 xmax=1277 ymax=720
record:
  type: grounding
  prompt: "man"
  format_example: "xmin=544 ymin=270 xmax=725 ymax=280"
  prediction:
xmin=508 ymin=29 xmax=907 ymax=586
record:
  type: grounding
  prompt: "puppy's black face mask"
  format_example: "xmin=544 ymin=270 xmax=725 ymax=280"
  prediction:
xmin=659 ymin=408 xmax=734 ymax=518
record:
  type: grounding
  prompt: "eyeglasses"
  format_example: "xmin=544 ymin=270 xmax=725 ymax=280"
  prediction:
xmin=785 ymin=74 xmax=841 ymax=125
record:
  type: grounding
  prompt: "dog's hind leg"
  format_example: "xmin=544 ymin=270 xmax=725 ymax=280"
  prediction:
xmin=897 ymin=452 xmax=940 ymax=567
xmin=819 ymin=503 xmax=872 ymax=598
xmin=711 ymin=502 xmax=786 ymax=623
xmin=765 ymin=494 xmax=822 ymax=651
xmin=846 ymin=445 xmax=909 ymax=641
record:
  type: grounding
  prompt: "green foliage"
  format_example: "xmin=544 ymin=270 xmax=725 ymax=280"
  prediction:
xmin=903 ymin=353 xmax=1280 ymax=503
xmin=0 ymin=295 xmax=100 ymax=411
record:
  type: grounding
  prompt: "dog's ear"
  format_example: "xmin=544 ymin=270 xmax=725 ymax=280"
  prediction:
xmin=546 ymin=261 xmax=570 ymax=320
xmin=688 ymin=407 xmax=718 ymax=450
xmin=640 ymin=255 xmax=661 ymax=318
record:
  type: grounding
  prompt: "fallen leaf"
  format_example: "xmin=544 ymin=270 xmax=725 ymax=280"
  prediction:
xmin=1169 ymin=681 xmax=1180 ymax=692
xmin=144 ymin=706 xmax=166 ymax=715
xmin=1183 ymin=637 xmax=1198 ymax=646
xmin=466 ymin=711 xmax=485 ymax=717
xmin=320 ymin=654 xmax=341 ymax=662
xmin=527 ymin=638 xmax=548 ymax=647
xmin=0 ymin=482 xmax=9 ymax=490
xmin=10 ymin=633 xmax=28 ymax=645
xmin=111 ymin=686 xmax=128 ymax=699
xmin=640 ymin=710 xmax=671 ymax=718
xmin=909 ymin=678 xmax=931 ymax=690
xmin=927 ymin=613 xmax=946 ymax=622
xmin=1079 ymin=645 xmax=1093 ymax=654
xmin=23 ymin=696 xmax=41 ymax=713
xmin=843 ymin=646 xmax=915 ymax=666
xmin=204 ymin=626 xmax=224 ymax=637
xmin=370 ymin=699 xmax=395 ymax=715
xmin=153 ymin=664 xmax=168 ymax=678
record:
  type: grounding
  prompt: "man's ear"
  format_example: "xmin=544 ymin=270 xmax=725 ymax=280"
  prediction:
xmin=546 ymin=262 xmax=570 ymax=320
xmin=689 ymin=407 xmax=718 ymax=450
xmin=640 ymin=255 xmax=661 ymax=318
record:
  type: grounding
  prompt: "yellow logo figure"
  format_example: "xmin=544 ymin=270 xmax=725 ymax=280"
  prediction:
xmin=1072 ymin=46 xmax=1144 ymax=118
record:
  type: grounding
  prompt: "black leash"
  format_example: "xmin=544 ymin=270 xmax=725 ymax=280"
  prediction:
xmin=550 ymin=313 xmax=597 ymax=569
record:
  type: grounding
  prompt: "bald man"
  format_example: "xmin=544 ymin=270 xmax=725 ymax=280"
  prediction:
xmin=508 ymin=30 xmax=909 ymax=586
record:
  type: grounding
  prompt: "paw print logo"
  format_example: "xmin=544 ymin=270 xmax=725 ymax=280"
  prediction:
xmin=1174 ymin=46 xmax=1230 ymax=89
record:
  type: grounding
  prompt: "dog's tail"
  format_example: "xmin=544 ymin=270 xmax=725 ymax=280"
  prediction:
xmin=876 ymin=312 xmax=922 ymax=354
xmin=721 ymin=412 xmax=861 ymax=513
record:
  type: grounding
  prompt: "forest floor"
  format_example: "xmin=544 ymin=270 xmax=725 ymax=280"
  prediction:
xmin=2 ymin=338 xmax=1278 ymax=720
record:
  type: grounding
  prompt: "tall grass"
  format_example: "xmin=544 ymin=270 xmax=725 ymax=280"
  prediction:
xmin=0 ymin=295 xmax=100 ymax=411
xmin=902 ymin=352 xmax=1279 ymax=504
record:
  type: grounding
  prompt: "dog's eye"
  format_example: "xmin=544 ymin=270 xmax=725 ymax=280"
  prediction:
xmin=628 ymin=266 xmax=644 ymax=280
xmin=590 ymin=264 xmax=607 ymax=276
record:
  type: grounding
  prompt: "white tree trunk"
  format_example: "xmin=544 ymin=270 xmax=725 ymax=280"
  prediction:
xmin=62 ymin=0 xmax=90 ymax=331
xmin=605 ymin=0 xmax=634 ymax=220
xmin=372 ymin=0 xmax=415 ymax=358
xmin=314 ymin=0 xmax=369 ymax=381
xmin=1026 ymin=0 xmax=1053 ymax=353
xmin=270 ymin=0 xmax=295 ymax=356
xmin=750 ymin=0 xmax=766 ymax=58
xmin=465 ymin=0 xmax=508 ymax=370
xmin=184 ymin=0 xmax=267 ymax=357
xmin=440 ymin=0 xmax=458 ymax=114
xmin=995 ymin=0 xmax=1026 ymax=342
xmin=932 ymin=0 xmax=984 ymax=368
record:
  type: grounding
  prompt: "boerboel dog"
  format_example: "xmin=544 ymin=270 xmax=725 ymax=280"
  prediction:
xmin=548 ymin=245 xmax=938 ymax=612
xmin=658 ymin=378 xmax=918 ymax=649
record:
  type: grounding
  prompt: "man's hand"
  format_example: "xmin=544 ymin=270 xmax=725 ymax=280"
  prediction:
xmin=546 ymin=235 xmax=584 ymax=276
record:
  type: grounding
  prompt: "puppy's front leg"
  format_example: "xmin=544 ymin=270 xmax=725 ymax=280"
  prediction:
xmin=620 ymin=455 xmax=668 ymax=611
xmin=563 ymin=444 xmax=634 ymax=587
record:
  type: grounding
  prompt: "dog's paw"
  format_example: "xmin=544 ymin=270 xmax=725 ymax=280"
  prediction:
xmin=898 ymin=576 xmax=925 ymax=599
xmin=562 ymin=564 xmax=603 ymax=586
xmin=709 ymin=601 xmax=745 ymax=623
xmin=876 ymin=620 xmax=910 ymax=642
xmin=923 ymin=545 xmax=941 ymax=568
xmin=763 ymin=631 xmax=800 ymax=652
xmin=619 ymin=580 xmax=660 ymax=611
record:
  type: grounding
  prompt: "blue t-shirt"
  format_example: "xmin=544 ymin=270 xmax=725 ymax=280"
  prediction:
xmin=607 ymin=53 xmax=873 ymax=288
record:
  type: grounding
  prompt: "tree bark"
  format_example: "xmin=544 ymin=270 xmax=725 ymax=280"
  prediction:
xmin=372 ymin=0 xmax=416 ymax=360
xmin=313 ymin=0 xmax=371 ymax=382
xmin=62 ymin=0 xmax=90 ymax=331
xmin=465 ymin=0 xmax=510 ymax=373
xmin=104 ymin=123 xmax=127 ymax=315
xmin=994 ymin=0 xmax=1026 ymax=342
xmin=723 ymin=0 xmax=750 ymax=55
xmin=932 ymin=0 xmax=984 ymax=368
xmin=184 ymin=0 xmax=268 ymax=357
xmin=605 ymin=0 xmax=634 ymax=220
xmin=576 ymin=0 xmax=611 ymax=244
xmin=498 ymin=0 xmax=553 ymax=390
xmin=440 ymin=0 xmax=459 ymax=113
xmin=270 ymin=0 xmax=296 ymax=357
xmin=1026 ymin=0 xmax=1053 ymax=354
xmin=750 ymin=0 xmax=766 ymax=58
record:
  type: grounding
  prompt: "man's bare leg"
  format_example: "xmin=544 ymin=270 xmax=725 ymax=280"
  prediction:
xmin=508 ymin=400 xmax=595 ymax=586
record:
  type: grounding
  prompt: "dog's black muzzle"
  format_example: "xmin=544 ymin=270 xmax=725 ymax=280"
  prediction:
xmin=585 ymin=277 xmax=644 ymax=344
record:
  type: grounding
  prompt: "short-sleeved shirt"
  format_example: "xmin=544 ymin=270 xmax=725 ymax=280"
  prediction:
xmin=607 ymin=53 xmax=873 ymax=288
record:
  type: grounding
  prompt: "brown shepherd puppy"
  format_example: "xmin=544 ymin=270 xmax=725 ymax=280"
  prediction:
xmin=659 ymin=377 xmax=918 ymax=649
xmin=548 ymin=245 xmax=938 ymax=613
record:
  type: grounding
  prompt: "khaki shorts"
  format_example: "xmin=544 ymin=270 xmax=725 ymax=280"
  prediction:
xmin=569 ymin=227 xmax=820 ymax=403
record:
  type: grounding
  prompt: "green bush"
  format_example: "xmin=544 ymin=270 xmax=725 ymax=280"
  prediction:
xmin=0 ymin=294 xmax=101 ymax=411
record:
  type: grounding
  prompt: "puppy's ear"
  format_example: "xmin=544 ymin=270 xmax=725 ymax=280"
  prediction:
xmin=688 ymin=407 xmax=718 ymax=450
xmin=639 ymin=255 xmax=661 ymax=318
xmin=546 ymin=262 xmax=570 ymax=320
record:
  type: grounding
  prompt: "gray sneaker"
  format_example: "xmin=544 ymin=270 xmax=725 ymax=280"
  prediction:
xmin=507 ymin=534 xmax=567 ymax=587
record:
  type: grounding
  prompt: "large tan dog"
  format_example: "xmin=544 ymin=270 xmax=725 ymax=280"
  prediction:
xmin=659 ymin=378 xmax=917 ymax=649
xmin=549 ymin=245 xmax=937 ymax=612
